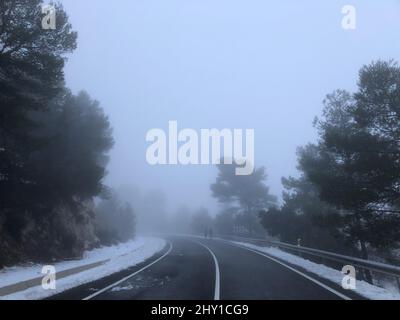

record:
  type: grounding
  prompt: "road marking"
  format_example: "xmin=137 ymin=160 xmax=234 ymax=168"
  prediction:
xmin=190 ymin=240 xmax=221 ymax=300
xmin=224 ymin=241 xmax=352 ymax=301
xmin=82 ymin=241 xmax=173 ymax=300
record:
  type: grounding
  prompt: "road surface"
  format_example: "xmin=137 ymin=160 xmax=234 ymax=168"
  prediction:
xmin=50 ymin=236 xmax=364 ymax=300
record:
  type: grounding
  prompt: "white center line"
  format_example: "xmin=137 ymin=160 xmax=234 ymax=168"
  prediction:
xmin=82 ymin=241 xmax=173 ymax=300
xmin=190 ymin=240 xmax=221 ymax=300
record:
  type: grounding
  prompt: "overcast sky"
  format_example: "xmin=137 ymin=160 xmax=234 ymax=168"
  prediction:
xmin=60 ymin=0 xmax=400 ymax=214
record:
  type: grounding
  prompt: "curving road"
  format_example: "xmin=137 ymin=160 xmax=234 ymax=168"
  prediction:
xmin=50 ymin=236 xmax=365 ymax=300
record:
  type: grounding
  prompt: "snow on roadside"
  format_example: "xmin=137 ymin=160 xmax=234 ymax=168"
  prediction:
xmin=232 ymin=241 xmax=400 ymax=300
xmin=0 ymin=237 xmax=166 ymax=300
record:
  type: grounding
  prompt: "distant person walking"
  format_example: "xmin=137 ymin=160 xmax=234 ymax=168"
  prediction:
xmin=204 ymin=228 xmax=208 ymax=239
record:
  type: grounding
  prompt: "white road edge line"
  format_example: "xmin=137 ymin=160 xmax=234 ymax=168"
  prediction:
xmin=224 ymin=241 xmax=352 ymax=301
xmin=191 ymin=240 xmax=221 ymax=300
xmin=82 ymin=241 xmax=173 ymax=300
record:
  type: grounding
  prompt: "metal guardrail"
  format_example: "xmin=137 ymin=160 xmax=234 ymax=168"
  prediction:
xmin=217 ymin=234 xmax=400 ymax=288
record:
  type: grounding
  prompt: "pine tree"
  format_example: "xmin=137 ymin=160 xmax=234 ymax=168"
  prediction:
xmin=211 ymin=162 xmax=276 ymax=235
xmin=298 ymin=61 xmax=400 ymax=282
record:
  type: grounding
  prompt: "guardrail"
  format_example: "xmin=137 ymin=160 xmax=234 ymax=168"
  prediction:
xmin=216 ymin=234 xmax=400 ymax=291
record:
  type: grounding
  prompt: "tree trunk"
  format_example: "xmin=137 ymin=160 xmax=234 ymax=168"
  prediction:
xmin=359 ymin=239 xmax=373 ymax=284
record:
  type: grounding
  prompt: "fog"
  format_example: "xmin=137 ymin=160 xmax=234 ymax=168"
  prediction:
xmin=3 ymin=0 xmax=400 ymax=300
xmin=60 ymin=0 xmax=400 ymax=222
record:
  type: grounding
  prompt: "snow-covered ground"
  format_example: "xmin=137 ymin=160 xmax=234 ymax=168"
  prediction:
xmin=0 ymin=237 xmax=165 ymax=300
xmin=232 ymin=240 xmax=400 ymax=300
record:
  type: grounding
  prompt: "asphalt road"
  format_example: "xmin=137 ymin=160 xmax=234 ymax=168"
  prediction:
xmin=50 ymin=236 xmax=365 ymax=300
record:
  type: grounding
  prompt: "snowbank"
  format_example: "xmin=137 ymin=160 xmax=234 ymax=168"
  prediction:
xmin=233 ymin=240 xmax=400 ymax=300
xmin=0 ymin=237 xmax=166 ymax=300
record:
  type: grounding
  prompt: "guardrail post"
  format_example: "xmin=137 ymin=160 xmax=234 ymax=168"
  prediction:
xmin=297 ymin=238 xmax=303 ymax=258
